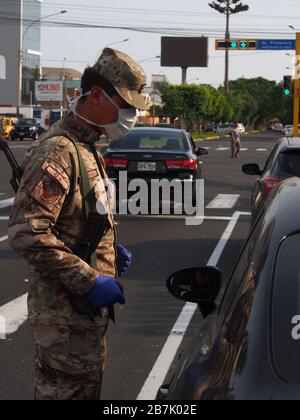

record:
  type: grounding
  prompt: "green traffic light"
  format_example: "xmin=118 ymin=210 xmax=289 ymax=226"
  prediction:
xmin=240 ymin=41 xmax=247 ymax=49
xmin=283 ymin=89 xmax=291 ymax=96
xmin=230 ymin=41 xmax=238 ymax=49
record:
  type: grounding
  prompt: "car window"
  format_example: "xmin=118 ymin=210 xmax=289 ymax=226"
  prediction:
xmin=218 ymin=212 xmax=264 ymax=319
xmin=17 ymin=119 xmax=36 ymax=125
xmin=110 ymin=132 xmax=188 ymax=150
xmin=277 ymin=150 xmax=300 ymax=177
xmin=271 ymin=234 xmax=300 ymax=384
xmin=263 ymin=143 xmax=280 ymax=172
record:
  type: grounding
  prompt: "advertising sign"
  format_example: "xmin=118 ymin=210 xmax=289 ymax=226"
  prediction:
xmin=35 ymin=81 xmax=63 ymax=101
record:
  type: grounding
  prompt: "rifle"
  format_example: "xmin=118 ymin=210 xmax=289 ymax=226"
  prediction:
xmin=0 ymin=139 xmax=23 ymax=193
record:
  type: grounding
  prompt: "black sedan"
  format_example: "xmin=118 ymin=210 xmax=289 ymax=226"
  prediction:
xmin=158 ymin=177 xmax=300 ymax=400
xmin=103 ymin=127 xmax=208 ymax=204
xmin=10 ymin=118 xmax=43 ymax=141
xmin=242 ymin=137 xmax=300 ymax=222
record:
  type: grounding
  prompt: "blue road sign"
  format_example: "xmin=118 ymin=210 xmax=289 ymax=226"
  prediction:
xmin=258 ymin=39 xmax=295 ymax=50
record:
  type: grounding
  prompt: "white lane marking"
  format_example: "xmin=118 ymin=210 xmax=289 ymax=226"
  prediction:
xmin=240 ymin=148 xmax=248 ymax=151
xmin=0 ymin=293 xmax=28 ymax=338
xmin=256 ymin=148 xmax=268 ymax=152
xmin=0 ymin=198 xmax=14 ymax=209
xmin=206 ymin=194 xmax=240 ymax=209
xmin=202 ymin=147 xmax=211 ymax=150
xmin=216 ymin=147 xmax=230 ymax=151
xmin=0 ymin=216 xmax=9 ymax=221
xmin=0 ymin=236 xmax=8 ymax=242
xmin=116 ymin=214 xmax=250 ymax=222
xmin=137 ymin=211 xmax=245 ymax=400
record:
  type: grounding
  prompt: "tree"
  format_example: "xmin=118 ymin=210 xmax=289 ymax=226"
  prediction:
xmin=209 ymin=0 xmax=250 ymax=96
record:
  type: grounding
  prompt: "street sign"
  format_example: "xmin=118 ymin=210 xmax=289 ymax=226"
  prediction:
xmin=215 ymin=39 xmax=257 ymax=50
xmin=215 ymin=39 xmax=296 ymax=51
xmin=257 ymin=39 xmax=295 ymax=50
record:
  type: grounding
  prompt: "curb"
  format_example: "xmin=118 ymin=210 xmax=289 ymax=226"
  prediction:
xmin=194 ymin=131 xmax=264 ymax=142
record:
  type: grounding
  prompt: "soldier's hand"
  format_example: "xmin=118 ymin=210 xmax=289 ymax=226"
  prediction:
xmin=116 ymin=244 xmax=132 ymax=276
xmin=87 ymin=276 xmax=125 ymax=308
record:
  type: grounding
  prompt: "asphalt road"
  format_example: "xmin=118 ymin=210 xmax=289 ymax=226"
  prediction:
xmin=0 ymin=131 xmax=281 ymax=400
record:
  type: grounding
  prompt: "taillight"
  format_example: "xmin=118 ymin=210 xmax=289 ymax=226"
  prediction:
xmin=262 ymin=177 xmax=283 ymax=194
xmin=166 ymin=160 xmax=197 ymax=171
xmin=104 ymin=158 xmax=128 ymax=169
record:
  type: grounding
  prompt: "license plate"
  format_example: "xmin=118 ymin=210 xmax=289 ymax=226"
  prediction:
xmin=19 ymin=132 xmax=25 ymax=136
xmin=138 ymin=162 xmax=156 ymax=172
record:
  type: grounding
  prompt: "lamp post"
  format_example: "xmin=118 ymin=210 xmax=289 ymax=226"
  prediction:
xmin=17 ymin=10 xmax=67 ymax=113
xmin=94 ymin=39 xmax=130 ymax=61
xmin=138 ymin=55 xmax=160 ymax=64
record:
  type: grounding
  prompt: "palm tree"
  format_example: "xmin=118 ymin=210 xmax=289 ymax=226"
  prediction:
xmin=209 ymin=0 xmax=249 ymax=96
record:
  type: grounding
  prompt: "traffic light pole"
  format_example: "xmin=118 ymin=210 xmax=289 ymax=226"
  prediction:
xmin=293 ymin=33 xmax=300 ymax=138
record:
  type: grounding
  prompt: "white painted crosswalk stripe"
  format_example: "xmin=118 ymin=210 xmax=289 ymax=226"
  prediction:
xmin=256 ymin=148 xmax=268 ymax=151
xmin=0 ymin=198 xmax=14 ymax=209
xmin=206 ymin=194 xmax=240 ymax=209
xmin=216 ymin=147 xmax=230 ymax=151
xmin=0 ymin=217 xmax=9 ymax=221
xmin=0 ymin=236 xmax=8 ymax=243
xmin=240 ymin=148 xmax=249 ymax=151
xmin=0 ymin=294 xmax=28 ymax=338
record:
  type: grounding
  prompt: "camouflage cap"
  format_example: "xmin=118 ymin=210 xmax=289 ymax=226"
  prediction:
xmin=93 ymin=48 xmax=149 ymax=110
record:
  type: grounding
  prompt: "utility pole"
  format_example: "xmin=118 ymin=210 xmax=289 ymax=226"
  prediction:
xmin=17 ymin=10 xmax=67 ymax=114
xmin=182 ymin=67 xmax=188 ymax=85
xmin=293 ymin=32 xmax=300 ymax=138
xmin=225 ymin=1 xmax=230 ymax=97
xmin=209 ymin=0 xmax=249 ymax=96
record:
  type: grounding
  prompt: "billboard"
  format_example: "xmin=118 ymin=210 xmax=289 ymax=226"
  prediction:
xmin=161 ymin=37 xmax=209 ymax=68
xmin=35 ymin=81 xmax=63 ymax=102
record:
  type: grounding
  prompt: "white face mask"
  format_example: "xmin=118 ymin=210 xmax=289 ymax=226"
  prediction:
xmin=69 ymin=89 xmax=138 ymax=141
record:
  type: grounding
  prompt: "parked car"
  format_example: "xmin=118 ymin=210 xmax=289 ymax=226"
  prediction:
xmin=216 ymin=123 xmax=232 ymax=136
xmin=242 ymin=137 xmax=300 ymax=222
xmin=283 ymin=125 xmax=300 ymax=137
xmin=274 ymin=122 xmax=284 ymax=132
xmin=216 ymin=123 xmax=245 ymax=136
xmin=267 ymin=123 xmax=275 ymax=131
xmin=157 ymin=177 xmax=300 ymax=400
xmin=10 ymin=118 xmax=44 ymax=141
xmin=103 ymin=127 xmax=208 ymax=204
xmin=0 ymin=117 xmax=18 ymax=139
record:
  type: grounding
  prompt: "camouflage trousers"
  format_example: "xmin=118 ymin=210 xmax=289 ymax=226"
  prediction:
xmin=31 ymin=317 xmax=109 ymax=400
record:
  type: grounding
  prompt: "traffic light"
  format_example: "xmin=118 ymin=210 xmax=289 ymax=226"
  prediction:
xmin=215 ymin=40 xmax=258 ymax=50
xmin=283 ymin=76 xmax=293 ymax=96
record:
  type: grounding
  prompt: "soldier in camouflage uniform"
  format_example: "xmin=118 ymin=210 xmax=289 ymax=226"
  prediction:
xmin=8 ymin=48 xmax=148 ymax=400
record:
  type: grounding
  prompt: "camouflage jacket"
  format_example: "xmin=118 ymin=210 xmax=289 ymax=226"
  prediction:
xmin=8 ymin=114 xmax=117 ymax=326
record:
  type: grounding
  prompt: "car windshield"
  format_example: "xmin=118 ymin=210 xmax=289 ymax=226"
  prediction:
xmin=17 ymin=119 xmax=36 ymax=125
xmin=110 ymin=131 xmax=188 ymax=151
xmin=278 ymin=150 xmax=300 ymax=177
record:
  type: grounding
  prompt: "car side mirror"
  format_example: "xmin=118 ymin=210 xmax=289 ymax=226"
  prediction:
xmin=242 ymin=163 xmax=262 ymax=176
xmin=196 ymin=147 xmax=209 ymax=156
xmin=166 ymin=266 xmax=222 ymax=318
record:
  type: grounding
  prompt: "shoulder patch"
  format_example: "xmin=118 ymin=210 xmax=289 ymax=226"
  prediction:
xmin=42 ymin=160 xmax=70 ymax=192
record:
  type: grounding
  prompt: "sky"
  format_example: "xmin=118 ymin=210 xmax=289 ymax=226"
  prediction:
xmin=39 ymin=0 xmax=300 ymax=87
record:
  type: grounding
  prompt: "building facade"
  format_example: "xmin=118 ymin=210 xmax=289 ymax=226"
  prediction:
xmin=0 ymin=0 xmax=41 ymax=108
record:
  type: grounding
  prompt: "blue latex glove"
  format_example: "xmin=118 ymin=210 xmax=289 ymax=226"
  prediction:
xmin=87 ymin=276 xmax=125 ymax=308
xmin=116 ymin=244 xmax=132 ymax=276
